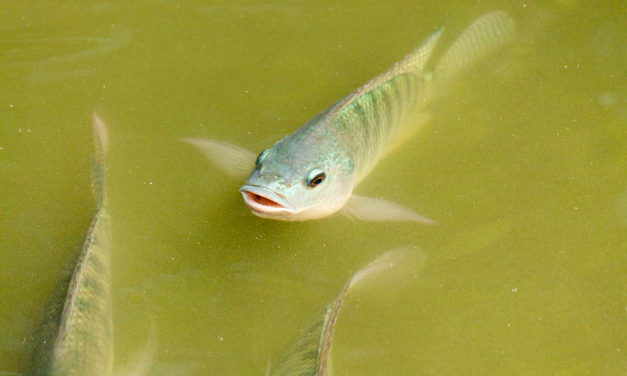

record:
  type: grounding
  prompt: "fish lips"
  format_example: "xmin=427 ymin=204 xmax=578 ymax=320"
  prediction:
xmin=239 ymin=184 xmax=296 ymax=216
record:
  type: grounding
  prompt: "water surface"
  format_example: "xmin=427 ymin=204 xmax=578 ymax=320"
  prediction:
xmin=1 ymin=1 xmax=625 ymax=375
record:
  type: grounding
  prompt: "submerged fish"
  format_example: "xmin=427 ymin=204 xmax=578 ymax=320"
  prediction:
xmin=17 ymin=114 xmax=158 ymax=376
xmin=26 ymin=114 xmax=112 ymax=376
xmin=24 ymin=115 xmax=156 ymax=376
xmin=270 ymin=247 xmax=424 ymax=376
xmin=186 ymin=11 xmax=514 ymax=221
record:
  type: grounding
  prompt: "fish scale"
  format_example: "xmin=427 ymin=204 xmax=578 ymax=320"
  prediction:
xmin=331 ymin=71 xmax=429 ymax=181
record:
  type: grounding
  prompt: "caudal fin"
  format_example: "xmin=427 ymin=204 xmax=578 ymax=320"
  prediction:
xmin=92 ymin=113 xmax=109 ymax=208
xmin=435 ymin=11 xmax=515 ymax=81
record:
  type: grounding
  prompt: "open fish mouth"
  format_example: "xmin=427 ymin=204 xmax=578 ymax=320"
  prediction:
xmin=239 ymin=185 xmax=295 ymax=215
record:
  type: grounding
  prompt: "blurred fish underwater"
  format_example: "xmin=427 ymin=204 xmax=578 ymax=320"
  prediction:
xmin=270 ymin=246 xmax=425 ymax=376
xmin=22 ymin=114 xmax=154 ymax=376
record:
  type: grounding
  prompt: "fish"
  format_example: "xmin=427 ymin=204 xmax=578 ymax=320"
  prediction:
xmin=26 ymin=114 xmax=112 ymax=376
xmin=24 ymin=115 xmax=157 ymax=376
xmin=185 ymin=11 xmax=515 ymax=221
xmin=269 ymin=246 xmax=425 ymax=376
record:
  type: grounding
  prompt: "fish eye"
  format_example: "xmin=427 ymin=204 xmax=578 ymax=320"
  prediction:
xmin=256 ymin=149 xmax=269 ymax=167
xmin=306 ymin=169 xmax=326 ymax=188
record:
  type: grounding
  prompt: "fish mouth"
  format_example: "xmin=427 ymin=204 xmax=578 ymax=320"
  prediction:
xmin=239 ymin=185 xmax=295 ymax=215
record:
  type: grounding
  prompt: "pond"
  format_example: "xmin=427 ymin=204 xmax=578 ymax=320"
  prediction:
xmin=1 ymin=1 xmax=624 ymax=375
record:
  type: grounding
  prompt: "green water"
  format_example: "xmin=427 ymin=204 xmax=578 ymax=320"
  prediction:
xmin=1 ymin=1 xmax=625 ymax=375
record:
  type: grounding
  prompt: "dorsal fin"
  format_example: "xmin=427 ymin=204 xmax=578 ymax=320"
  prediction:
xmin=326 ymin=27 xmax=444 ymax=119
xmin=326 ymin=11 xmax=514 ymax=122
xmin=393 ymin=27 xmax=444 ymax=75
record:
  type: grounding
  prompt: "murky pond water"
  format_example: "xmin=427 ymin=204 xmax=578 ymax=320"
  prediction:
xmin=1 ymin=1 xmax=625 ymax=375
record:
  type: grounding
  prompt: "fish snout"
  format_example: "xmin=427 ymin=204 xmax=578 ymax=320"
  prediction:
xmin=239 ymin=185 xmax=293 ymax=215
xmin=242 ymin=190 xmax=283 ymax=208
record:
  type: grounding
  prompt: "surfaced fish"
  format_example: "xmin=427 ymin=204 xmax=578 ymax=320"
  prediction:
xmin=26 ymin=114 xmax=112 ymax=376
xmin=186 ymin=11 xmax=514 ymax=221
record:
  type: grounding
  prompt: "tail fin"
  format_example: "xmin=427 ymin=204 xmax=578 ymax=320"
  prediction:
xmin=435 ymin=11 xmax=515 ymax=81
xmin=92 ymin=113 xmax=109 ymax=208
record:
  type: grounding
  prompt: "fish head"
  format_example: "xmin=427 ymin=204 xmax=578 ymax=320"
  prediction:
xmin=240 ymin=135 xmax=355 ymax=221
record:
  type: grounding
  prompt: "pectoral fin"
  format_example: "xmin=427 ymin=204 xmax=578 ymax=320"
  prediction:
xmin=342 ymin=194 xmax=436 ymax=223
xmin=182 ymin=138 xmax=256 ymax=180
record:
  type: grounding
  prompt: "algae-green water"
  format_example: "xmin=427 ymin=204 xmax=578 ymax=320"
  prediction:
xmin=1 ymin=1 xmax=624 ymax=375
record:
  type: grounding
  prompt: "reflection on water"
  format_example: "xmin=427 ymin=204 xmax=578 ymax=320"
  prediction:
xmin=0 ymin=1 xmax=624 ymax=375
xmin=1 ymin=30 xmax=131 ymax=84
xmin=2 ymin=32 xmax=132 ymax=67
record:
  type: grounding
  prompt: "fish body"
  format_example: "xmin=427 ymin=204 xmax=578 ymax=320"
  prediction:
xmin=186 ymin=11 xmax=515 ymax=221
xmin=240 ymin=39 xmax=442 ymax=220
xmin=27 ymin=114 xmax=113 ymax=376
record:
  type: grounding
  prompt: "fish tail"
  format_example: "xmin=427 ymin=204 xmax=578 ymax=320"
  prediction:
xmin=91 ymin=113 xmax=108 ymax=208
xmin=435 ymin=11 xmax=515 ymax=81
